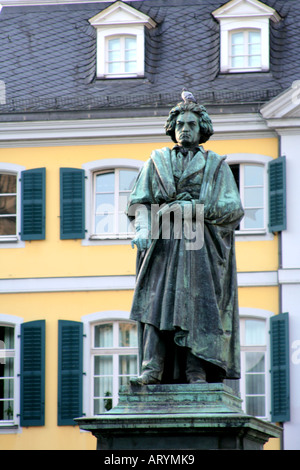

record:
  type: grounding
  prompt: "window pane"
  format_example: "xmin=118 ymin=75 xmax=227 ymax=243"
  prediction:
xmin=94 ymin=325 xmax=113 ymax=348
xmin=249 ymin=55 xmax=261 ymax=67
xmin=94 ymin=355 xmax=113 ymax=376
xmin=246 ymin=373 xmax=265 ymax=394
xmin=119 ymin=170 xmax=138 ymax=191
xmin=0 ymin=196 xmax=16 ymax=215
xmin=0 ymin=174 xmax=16 ymax=194
xmin=232 ymin=44 xmax=244 ymax=56
xmin=246 ymin=395 xmax=265 ymax=417
xmin=249 ymin=31 xmax=261 ymax=43
xmin=231 ymin=56 xmax=244 ymax=68
xmin=94 ymin=376 xmax=113 ymax=397
xmin=244 ymin=187 xmax=264 ymax=208
xmin=0 ymin=326 xmax=14 ymax=349
xmin=95 ymin=194 xmax=115 ymax=214
xmin=232 ymin=32 xmax=244 ymax=45
xmin=119 ymin=355 xmax=138 ymax=387
xmin=119 ymin=323 xmax=138 ymax=347
xmin=118 ymin=213 xmax=132 ymax=233
xmin=108 ymin=62 xmax=122 ymax=74
xmin=0 ymin=217 xmax=16 ymax=236
xmin=96 ymin=172 xmax=115 ymax=193
xmin=245 ymin=320 xmax=265 ymax=345
xmin=244 ymin=165 xmax=264 ymax=186
xmin=95 ymin=214 xmax=114 ymax=234
xmin=125 ymin=37 xmax=136 ymax=50
xmin=108 ymin=38 xmax=120 ymax=52
xmin=118 ymin=192 xmax=130 ymax=212
xmin=244 ymin=208 xmax=264 ymax=229
xmin=245 ymin=352 xmax=265 ymax=373
xmin=249 ymin=43 xmax=261 ymax=56
xmin=125 ymin=61 xmax=137 ymax=73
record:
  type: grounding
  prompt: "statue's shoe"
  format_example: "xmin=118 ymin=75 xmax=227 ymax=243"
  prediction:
xmin=130 ymin=374 xmax=161 ymax=386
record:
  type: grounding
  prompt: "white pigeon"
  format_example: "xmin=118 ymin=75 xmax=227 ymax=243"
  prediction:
xmin=181 ymin=88 xmax=197 ymax=103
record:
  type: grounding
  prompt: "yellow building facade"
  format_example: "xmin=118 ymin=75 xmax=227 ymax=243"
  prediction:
xmin=0 ymin=116 xmax=281 ymax=449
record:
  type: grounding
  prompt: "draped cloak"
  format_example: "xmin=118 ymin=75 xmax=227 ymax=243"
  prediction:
xmin=127 ymin=146 xmax=244 ymax=379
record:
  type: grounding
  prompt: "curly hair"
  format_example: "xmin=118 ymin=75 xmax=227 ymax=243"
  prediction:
xmin=164 ymin=101 xmax=214 ymax=144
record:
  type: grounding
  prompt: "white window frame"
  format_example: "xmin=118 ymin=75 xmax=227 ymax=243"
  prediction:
xmin=0 ymin=163 xmax=25 ymax=248
xmin=98 ymin=27 xmax=144 ymax=78
xmin=0 ymin=314 xmax=22 ymax=432
xmin=212 ymin=0 xmax=281 ymax=74
xmin=93 ymin=167 xmax=138 ymax=239
xmin=239 ymin=308 xmax=273 ymax=421
xmin=89 ymin=1 xmax=156 ymax=79
xmin=226 ymin=153 xmax=272 ymax=238
xmin=229 ymin=28 xmax=262 ymax=71
xmin=81 ymin=311 xmax=138 ymax=418
xmin=220 ymin=19 xmax=269 ymax=73
xmin=82 ymin=158 xmax=143 ymax=246
xmin=106 ymin=34 xmax=138 ymax=76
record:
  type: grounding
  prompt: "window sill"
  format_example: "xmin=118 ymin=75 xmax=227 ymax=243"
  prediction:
xmin=0 ymin=423 xmax=19 ymax=433
xmin=235 ymin=229 xmax=274 ymax=242
xmin=0 ymin=236 xmax=19 ymax=243
xmin=82 ymin=234 xmax=133 ymax=246
xmin=97 ymin=74 xmax=145 ymax=80
xmin=0 ymin=236 xmax=25 ymax=248
xmin=90 ymin=234 xmax=133 ymax=240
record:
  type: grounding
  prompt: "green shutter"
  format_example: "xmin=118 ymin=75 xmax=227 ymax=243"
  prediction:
xmin=58 ymin=320 xmax=83 ymax=426
xmin=21 ymin=168 xmax=46 ymax=240
xmin=270 ymin=313 xmax=290 ymax=423
xmin=60 ymin=168 xmax=85 ymax=239
xmin=20 ymin=320 xmax=45 ymax=427
xmin=268 ymin=156 xmax=286 ymax=232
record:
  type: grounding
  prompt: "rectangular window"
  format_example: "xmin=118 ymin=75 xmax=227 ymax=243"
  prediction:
xmin=230 ymin=163 xmax=265 ymax=232
xmin=91 ymin=321 xmax=138 ymax=414
xmin=0 ymin=174 xmax=17 ymax=238
xmin=94 ymin=168 xmax=137 ymax=238
xmin=0 ymin=326 xmax=15 ymax=424
xmin=240 ymin=318 xmax=267 ymax=419
xmin=230 ymin=29 xmax=261 ymax=70
xmin=106 ymin=35 xmax=137 ymax=76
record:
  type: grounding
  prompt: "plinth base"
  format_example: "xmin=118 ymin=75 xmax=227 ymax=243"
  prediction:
xmin=76 ymin=383 xmax=281 ymax=450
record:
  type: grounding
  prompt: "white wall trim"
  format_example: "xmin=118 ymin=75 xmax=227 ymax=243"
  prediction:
xmin=0 ymin=276 xmax=136 ymax=294
xmin=0 ymin=271 xmax=281 ymax=294
xmin=0 ymin=113 xmax=275 ymax=148
xmin=278 ymin=269 xmax=300 ymax=285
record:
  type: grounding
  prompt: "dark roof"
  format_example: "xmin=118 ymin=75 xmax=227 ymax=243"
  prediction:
xmin=0 ymin=0 xmax=298 ymax=119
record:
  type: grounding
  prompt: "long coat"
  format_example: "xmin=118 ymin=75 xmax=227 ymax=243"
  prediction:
xmin=127 ymin=146 xmax=244 ymax=379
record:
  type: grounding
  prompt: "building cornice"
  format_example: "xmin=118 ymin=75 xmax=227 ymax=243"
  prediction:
xmin=0 ymin=271 xmax=281 ymax=294
xmin=0 ymin=113 xmax=275 ymax=148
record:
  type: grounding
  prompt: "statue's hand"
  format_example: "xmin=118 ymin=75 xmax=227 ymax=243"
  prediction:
xmin=131 ymin=229 xmax=151 ymax=251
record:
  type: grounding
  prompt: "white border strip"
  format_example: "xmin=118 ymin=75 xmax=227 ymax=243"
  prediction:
xmin=0 ymin=114 xmax=274 ymax=148
xmin=0 ymin=271 xmax=280 ymax=294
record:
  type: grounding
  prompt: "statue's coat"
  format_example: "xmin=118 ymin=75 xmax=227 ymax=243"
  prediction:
xmin=127 ymin=146 xmax=244 ymax=379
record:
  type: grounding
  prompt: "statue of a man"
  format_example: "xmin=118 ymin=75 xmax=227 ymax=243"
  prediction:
xmin=127 ymin=97 xmax=244 ymax=386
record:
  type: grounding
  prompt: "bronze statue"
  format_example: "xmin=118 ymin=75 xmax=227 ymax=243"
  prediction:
xmin=127 ymin=92 xmax=244 ymax=385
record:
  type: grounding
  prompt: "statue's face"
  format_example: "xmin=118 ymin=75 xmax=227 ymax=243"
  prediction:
xmin=175 ymin=111 xmax=201 ymax=148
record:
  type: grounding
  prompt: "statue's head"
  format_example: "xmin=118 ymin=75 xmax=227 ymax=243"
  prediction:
xmin=164 ymin=101 xmax=214 ymax=147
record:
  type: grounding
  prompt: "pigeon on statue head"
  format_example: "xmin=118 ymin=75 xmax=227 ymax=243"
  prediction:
xmin=181 ymin=88 xmax=197 ymax=104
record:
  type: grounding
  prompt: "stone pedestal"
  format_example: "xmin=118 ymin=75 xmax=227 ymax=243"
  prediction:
xmin=76 ymin=383 xmax=281 ymax=450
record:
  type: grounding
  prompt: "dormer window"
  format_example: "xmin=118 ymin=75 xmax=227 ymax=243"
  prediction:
xmin=106 ymin=35 xmax=137 ymax=76
xmin=212 ymin=0 xmax=281 ymax=73
xmin=89 ymin=1 xmax=156 ymax=79
xmin=230 ymin=28 xmax=261 ymax=70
